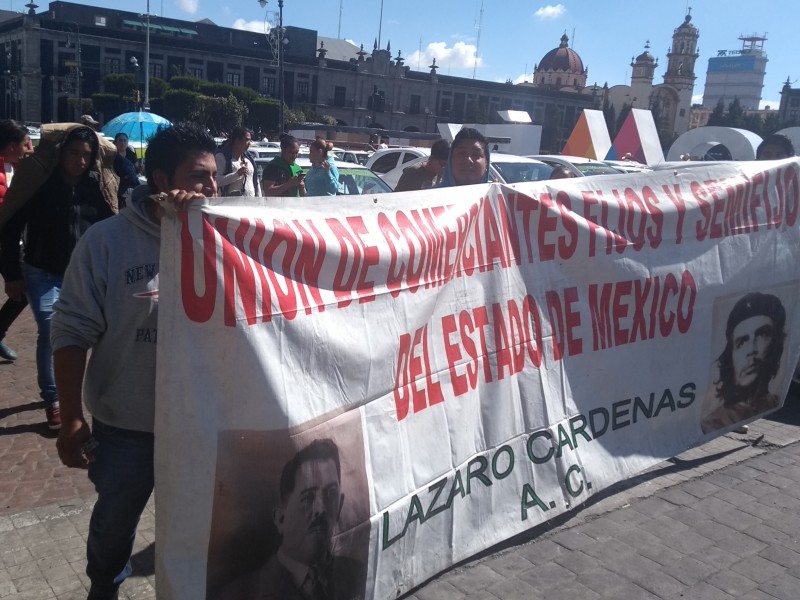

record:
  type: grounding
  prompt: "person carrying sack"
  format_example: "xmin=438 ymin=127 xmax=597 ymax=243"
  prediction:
xmin=215 ymin=127 xmax=258 ymax=197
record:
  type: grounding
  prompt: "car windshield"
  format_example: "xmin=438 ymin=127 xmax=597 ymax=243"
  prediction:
xmin=573 ymin=163 xmax=622 ymax=175
xmin=492 ymin=161 xmax=553 ymax=183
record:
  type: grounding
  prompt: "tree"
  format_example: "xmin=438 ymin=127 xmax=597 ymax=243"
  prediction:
xmin=103 ymin=74 xmax=136 ymax=97
xmin=162 ymin=88 xmax=202 ymax=122
xmin=708 ymin=99 xmax=725 ymax=126
xmin=196 ymin=94 xmax=248 ymax=134
xmin=247 ymin=98 xmax=281 ymax=131
xmin=761 ymin=113 xmax=782 ymax=136
xmin=148 ymin=77 xmax=169 ymax=100
xmin=724 ymin=98 xmax=745 ymax=128
xmin=170 ymin=76 xmax=201 ymax=92
xmin=91 ymin=93 xmax=125 ymax=117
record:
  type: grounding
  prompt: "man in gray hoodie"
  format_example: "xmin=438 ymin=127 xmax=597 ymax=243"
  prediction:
xmin=51 ymin=122 xmax=218 ymax=600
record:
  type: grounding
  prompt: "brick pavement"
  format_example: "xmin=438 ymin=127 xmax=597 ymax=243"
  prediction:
xmin=3 ymin=307 xmax=800 ymax=599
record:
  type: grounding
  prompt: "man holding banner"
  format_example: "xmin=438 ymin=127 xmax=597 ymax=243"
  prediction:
xmin=51 ymin=122 xmax=217 ymax=600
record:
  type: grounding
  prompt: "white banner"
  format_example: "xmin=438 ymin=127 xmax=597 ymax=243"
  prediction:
xmin=154 ymin=159 xmax=800 ymax=599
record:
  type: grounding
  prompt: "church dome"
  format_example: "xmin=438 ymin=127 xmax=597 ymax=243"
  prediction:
xmin=635 ymin=49 xmax=655 ymax=64
xmin=538 ymin=34 xmax=584 ymax=73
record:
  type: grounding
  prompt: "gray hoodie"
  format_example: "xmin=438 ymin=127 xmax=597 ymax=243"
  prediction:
xmin=51 ymin=185 xmax=161 ymax=433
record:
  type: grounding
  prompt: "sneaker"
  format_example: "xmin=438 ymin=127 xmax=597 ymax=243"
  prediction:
xmin=0 ymin=339 xmax=17 ymax=361
xmin=45 ymin=401 xmax=61 ymax=431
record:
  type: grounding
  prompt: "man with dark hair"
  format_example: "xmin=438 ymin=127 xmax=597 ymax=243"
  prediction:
xmin=52 ymin=121 xmax=217 ymax=600
xmin=1 ymin=125 xmax=115 ymax=429
xmin=227 ymin=438 xmax=365 ymax=600
xmin=394 ymin=139 xmax=450 ymax=192
xmin=756 ymin=133 xmax=795 ymax=160
xmin=701 ymin=292 xmax=786 ymax=433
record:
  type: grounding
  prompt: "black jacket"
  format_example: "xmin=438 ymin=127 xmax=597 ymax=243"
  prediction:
xmin=0 ymin=171 xmax=114 ymax=280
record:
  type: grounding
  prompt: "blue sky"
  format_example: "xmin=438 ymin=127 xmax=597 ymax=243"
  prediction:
xmin=33 ymin=0 xmax=797 ymax=109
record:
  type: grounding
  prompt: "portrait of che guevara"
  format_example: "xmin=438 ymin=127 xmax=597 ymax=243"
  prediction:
xmin=701 ymin=291 xmax=786 ymax=434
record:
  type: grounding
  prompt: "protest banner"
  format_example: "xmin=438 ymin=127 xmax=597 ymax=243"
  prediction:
xmin=154 ymin=159 xmax=800 ymax=599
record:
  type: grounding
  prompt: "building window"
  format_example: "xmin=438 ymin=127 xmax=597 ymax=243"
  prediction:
xmin=149 ymin=63 xmax=163 ymax=79
xmin=334 ymin=86 xmax=346 ymax=107
xmin=409 ymin=94 xmax=421 ymax=114
xmin=104 ymin=57 xmax=120 ymax=74
xmin=790 ymin=98 xmax=800 ymax=108
xmin=263 ymin=76 xmax=275 ymax=95
xmin=297 ymin=81 xmax=309 ymax=99
xmin=189 ymin=67 xmax=203 ymax=79
xmin=226 ymin=72 xmax=240 ymax=87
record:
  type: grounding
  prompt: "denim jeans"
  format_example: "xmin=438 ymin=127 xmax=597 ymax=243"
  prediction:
xmin=87 ymin=419 xmax=155 ymax=594
xmin=22 ymin=263 xmax=61 ymax=405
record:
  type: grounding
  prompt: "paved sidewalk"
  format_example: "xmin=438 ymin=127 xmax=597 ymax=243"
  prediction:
xmin=3 ymin=310 xmax=800 ymax=599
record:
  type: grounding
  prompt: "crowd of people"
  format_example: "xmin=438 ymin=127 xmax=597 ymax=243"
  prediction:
xmin=0 ymin=115 xmax=796 ymax=599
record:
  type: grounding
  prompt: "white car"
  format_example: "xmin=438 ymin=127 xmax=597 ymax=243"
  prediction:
xmin=381 ymin=153 xmax=553 ymax=190
xmin=526 ymin=155 xmax=624 ymax=177
xmin=334 ymin=149 xmax=372 ymax=166
xmin=602 ymin=159 xmax=652 ymax=174
xmin=365 ymin=147 xmax=430 ymax=174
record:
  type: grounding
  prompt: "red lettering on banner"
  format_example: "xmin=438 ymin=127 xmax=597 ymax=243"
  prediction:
xmin=545 ymin=288 xmax=582 ymax=360
xmin=180 ymin=212 xmax=218 ymax=323
xmin=378 ymin=213 xmax=404 ymax=297
xmin=394 ymin=325 xmax=444 ymax=421
xmin=496 ymin=194 xmax=522 ymax=267
xmin=217 ymin=217 xmax=260 ymax=326
xmin=327 ymin=217 xmax=362 ymax=308
xmin=393 ymin=325 xmax=443 ymax=421
xmin=784 ymin=165 xmax=800 ymax=225
xmin=439 ymin=295 xmax=545 ymax=404
xmin=293 ymin=220 xmax=326 ymax=315
xmin=662 ymin=184 xmax=687 ymax=244
xmin=588 ymin=270 xmax=696 ymax=351
xmin=261 ymin=219 xmax=301 ymax=320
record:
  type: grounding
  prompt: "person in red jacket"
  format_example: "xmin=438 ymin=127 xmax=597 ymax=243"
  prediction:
xmin=0 ymin=119 xmax=32 ymax=361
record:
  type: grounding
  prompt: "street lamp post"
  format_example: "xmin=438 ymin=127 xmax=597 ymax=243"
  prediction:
xmin=258 ymin=0 xmax=285 ymax=133
xmin=144 ymin=0 xmax=151 ymax=111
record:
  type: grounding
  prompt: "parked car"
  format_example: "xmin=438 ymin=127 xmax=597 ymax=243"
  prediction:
xmin=365 ymin=147 xmax=430 ymax=174
xmin=381 ymin=153 xmax=553 ymax=190
xmin=602 ymin=159 xmax=652 ymax=173
xmin=254 ymin=157 xmax=392 ymax=195
xmin=526 ymin=155 xmax=624 ymax=177
xmin=334 ymin=149 xmax=372 ymax=166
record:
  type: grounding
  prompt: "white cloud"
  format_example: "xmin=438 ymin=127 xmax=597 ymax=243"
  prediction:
xmin=177 ymin=0 xmax=199 ymax=14
xmin=407 ymin=41 xmax=482 ymax=71
xmin=512 ymin=73 xmax=532 ymax=84
xmin=232 ymin=18 xmax=270 ymax=34
xmin=534 ymin=4 xmax=566 ymax=20
xmin=691 ymin=94 xmax=703 ymax=105
xmin=760 ymin=99 xmax=780 ymax=110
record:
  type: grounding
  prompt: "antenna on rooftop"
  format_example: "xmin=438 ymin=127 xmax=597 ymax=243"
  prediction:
xmin=377 ymin=0 xmax=384 ymax=49
xmin=472 ymin=0 xmax=484 ymax=79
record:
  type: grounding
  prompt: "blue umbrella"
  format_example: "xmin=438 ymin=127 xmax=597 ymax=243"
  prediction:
xmin=101 ymin=111 xmax=172 ymax=144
